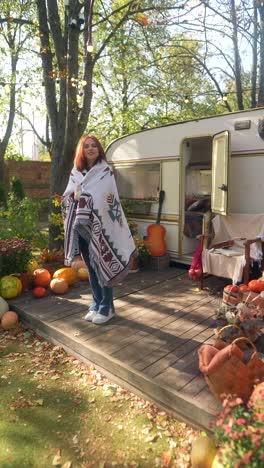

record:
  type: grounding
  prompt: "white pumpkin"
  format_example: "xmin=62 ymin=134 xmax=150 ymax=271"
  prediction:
xmin=0 ymin=296 xmax=9 ymax=319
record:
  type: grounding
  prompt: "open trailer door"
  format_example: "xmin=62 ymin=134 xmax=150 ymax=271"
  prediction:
xmin=211 ymin=130 xmax=230 ymax=215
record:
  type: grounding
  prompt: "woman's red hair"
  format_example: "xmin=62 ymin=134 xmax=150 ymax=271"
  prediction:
xmin=74 ymin=134 xmax=106 ymax=171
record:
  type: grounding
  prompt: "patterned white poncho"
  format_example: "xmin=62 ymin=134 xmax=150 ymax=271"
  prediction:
xmin=62 ymin=160 xmax=136 ymax=287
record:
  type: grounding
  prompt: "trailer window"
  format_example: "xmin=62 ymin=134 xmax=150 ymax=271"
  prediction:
xmin=112 ymin=163 xmax=160 ymax=201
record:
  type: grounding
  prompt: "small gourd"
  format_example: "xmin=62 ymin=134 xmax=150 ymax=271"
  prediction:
xmin=53 ymin=267 xmax=78 ymax=286
xmin=1 ymin=311 xmax=19 ymax=330
xmin=50 ymin=278 xmax=69 ymax=294
xmin=71 ymin=257 xmax=86 ymax=271
xmin=0 ymin=276 xmax=22 ymax=299
xmin=33 ymin=268 xmax=51 ymax=288
xmin=77 ymin=268 xmax=89 ymax=281
xmin=33 ymin=286 xmax=47 ymax=298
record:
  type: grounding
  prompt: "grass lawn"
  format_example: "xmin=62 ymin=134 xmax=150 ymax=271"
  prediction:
xmin=0 ymin=324 xmax=201 ymax=467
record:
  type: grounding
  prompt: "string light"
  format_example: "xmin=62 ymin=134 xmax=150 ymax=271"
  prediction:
xmin=86 ymin=38 xmax=94 ymax=53
xmin=0 ymin=80 xmax=259 ymax=107
xmin=86 ymin=0 xmax=95 ymax=54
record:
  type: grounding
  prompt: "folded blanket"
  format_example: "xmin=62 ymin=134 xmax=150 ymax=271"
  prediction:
xmin=62 ymin=160 xmax=136 ymax=286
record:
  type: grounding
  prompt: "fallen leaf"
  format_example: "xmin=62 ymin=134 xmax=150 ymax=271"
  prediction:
xmin=161 ymin=451 xmax=172 ymax=467
xmin=145 ymin=434 xmax=159 ymax=443
xmin=72 ymin=434 xmax=79 ymax=444
xmin=35 ymin=399 xmax=44 ymax=406
xmin=169 ymin=440 xmax=177 ymax=449
xmin=62 ymin=462 xmax=72 ymax=468
xmin=52 ymin=455 xmax=62 ymax=466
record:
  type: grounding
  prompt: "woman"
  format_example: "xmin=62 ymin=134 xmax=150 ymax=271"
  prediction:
xmin=62 ymin=135 xmax=136 ymax=325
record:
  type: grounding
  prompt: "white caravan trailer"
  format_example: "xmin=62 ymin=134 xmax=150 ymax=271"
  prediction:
xmin=106 ymin=108 xmax=264 ymax=264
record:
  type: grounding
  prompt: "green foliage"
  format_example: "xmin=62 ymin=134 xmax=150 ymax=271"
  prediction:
xmin=0 ymin=193 xmax=46 ymax=249
xmin=10 ymin=176 xmax=26 ymax=200
xmin=215 ymin=396 xmax=263 ymax=468
xmin=90 ymin=21 xmax=222 ymax=146
xmin=0 ymin=237 xmax=32 ymax=275
xmin=4 ymin=144 xmax=27 ymax=161
xmin=33 ymin=229 xmax=49 ymax=250
xmin=48 ymin=195 xmax=64 ymax=242
xmin=127 ymin=220 xmax=150 ymax=266
xmin=0 ymin=196 xmax=38 ymax=240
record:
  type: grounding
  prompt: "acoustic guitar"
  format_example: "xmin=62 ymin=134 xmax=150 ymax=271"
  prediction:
xmin=145 ymin=190 xmax=167 ymax=257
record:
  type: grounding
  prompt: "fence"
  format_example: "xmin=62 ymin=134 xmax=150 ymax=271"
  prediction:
xmin=5 ymin=160 xmax=51 ymax=198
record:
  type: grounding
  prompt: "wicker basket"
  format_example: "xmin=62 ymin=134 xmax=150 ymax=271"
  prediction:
xmin=198 ymin=337 xmax=264 ymax=402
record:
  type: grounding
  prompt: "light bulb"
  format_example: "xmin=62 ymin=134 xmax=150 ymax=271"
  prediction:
xmin=87 ymin=44 xmax=94 ymax=53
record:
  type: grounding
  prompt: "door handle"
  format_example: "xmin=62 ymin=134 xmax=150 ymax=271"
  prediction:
xmin=218 ymin=184 xmax=228 ymax=192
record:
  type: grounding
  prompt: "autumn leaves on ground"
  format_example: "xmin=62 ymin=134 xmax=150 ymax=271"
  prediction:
xmin=0 ymin=325 xmax=199 ymax=468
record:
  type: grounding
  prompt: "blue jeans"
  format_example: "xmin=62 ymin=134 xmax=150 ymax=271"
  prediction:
xmin=78 ymin=236 xmax=114 ymax=316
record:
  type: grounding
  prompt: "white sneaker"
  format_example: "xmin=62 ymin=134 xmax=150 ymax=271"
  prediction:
xmin=83 ymin=310 xmax=98 ymax=322
xmin=92 ymin=310 xmax=115 ymax=325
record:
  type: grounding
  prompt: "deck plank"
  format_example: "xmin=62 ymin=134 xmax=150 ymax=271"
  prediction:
xmin=9 ymin=268 xmax=226 ymax=430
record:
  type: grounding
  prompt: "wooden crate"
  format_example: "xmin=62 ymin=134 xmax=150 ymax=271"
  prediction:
xmin=148 ymin=253 xmax=170 ymax=271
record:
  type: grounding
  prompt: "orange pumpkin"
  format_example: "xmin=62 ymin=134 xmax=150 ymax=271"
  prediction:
xmin=248 ymin=279 xmax=264 ymax=293
xmin=239 ymin=284 xmax=250 ymax=292
xmin=50 ymin=278 xmax=69 ymax=294
xmin=224 ymin=284 xmax=239 ymax=293
xmin=32 ymin=268 xmax=51 ymax=288
xmin=77 ymin=267 xmax=89 ymax=281
xmin=1 ymin=311 xmax=19 ymax=330
xmin=33 ymin=286 xmax=47 ymax=298
xmin=53 ymin=267 xmax=78 ymax=286
xmin=71 ymin=258 xmax=86 ymax=271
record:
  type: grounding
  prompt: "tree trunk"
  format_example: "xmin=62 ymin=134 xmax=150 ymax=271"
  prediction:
xmin=251 ymin=1 xmax=258 ymax=108
xmin=230 ymin=0 xmax=244 ymax=110
xmin=257 ymin=3 xmax=264 ymax=106
xmin=0 ymin=150 xmax=6 ymax=187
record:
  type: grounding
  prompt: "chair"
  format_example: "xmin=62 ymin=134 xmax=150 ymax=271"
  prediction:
xmin=197 ymin=214 xmax=264 ymax=288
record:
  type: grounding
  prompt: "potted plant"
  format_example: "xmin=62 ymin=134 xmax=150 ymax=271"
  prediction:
xmin=0 ymin=237 xmax=32 ymax=290
xmin=134 ymin=235 xmax=151 ymax=269
xmin=127 ymin=220 xmax=151 ymax=270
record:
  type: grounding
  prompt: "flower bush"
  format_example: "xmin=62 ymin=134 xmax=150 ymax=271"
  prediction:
xmin=127 ymin=220 xmax=150 ymax=267
xmin=134 ymin=235 xmax=150 ymax=266
xmin=0 ymin=237 xmax=32 ymax=275
xmin=214 ymin=395 xmax=264 ymax=468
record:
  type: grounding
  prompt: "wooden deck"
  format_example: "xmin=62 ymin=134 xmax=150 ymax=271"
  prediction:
xmin=10 ymin=267 xmax=225 ymax=431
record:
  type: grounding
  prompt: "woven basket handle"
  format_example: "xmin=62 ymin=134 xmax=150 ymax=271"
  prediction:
xmin=224 ymin=287 xmax=239 ymax=299
xmin=217 ymin=324 xmax=241 ymax=337
xmin=231 ymin=337 xmax=256 ymax=352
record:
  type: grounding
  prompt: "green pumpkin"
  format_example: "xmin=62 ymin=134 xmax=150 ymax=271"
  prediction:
xmin=0 ymin=276 xmax=22 ymax=299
